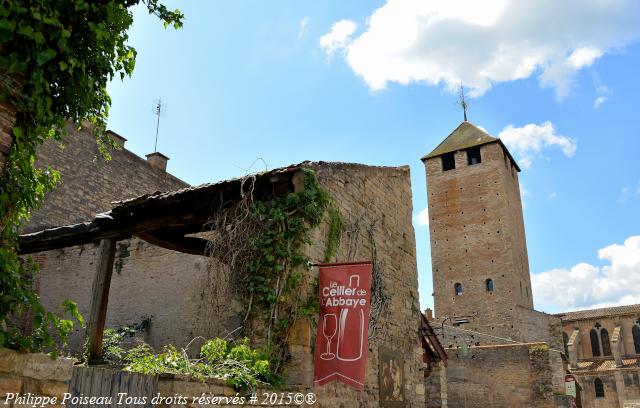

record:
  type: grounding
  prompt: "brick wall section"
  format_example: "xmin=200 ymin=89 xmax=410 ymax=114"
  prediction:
xmin=424 ymin=142 xmax=534 ymax=342
xmin=445 ymin=343 xmax=572 ymax=408
xmin=32 ymin=162 xmax=427 ymax=407
xmin=24 ymin=124 xmax=188 ymax=233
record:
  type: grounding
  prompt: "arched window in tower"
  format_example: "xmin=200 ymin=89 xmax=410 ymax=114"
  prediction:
xmin=594 ymin=378 xmax=605 ymax=398
xmin=590 ymin=329 xmax=601 ymax=357
xmin=601 ymin=328 xmax=612 ymax=356
xmin=633 ymin=324 xmax=640 ymax=354
xmin=563 ymin=332 xmax=569 ymax=356
xmin=485 ymin=279 xmax=494 ymax=293
xmin=454 ymin=283 xmax=463 ymax=296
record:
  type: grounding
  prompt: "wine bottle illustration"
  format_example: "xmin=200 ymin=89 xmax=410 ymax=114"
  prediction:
xmin=337 ymin=274 xmax=365 ymax=361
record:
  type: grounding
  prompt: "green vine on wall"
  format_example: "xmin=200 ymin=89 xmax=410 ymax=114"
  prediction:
xmin=246 ymin=169 xmax=337 ymax=368
xmin=0 ymin=0 xmax=183 ymax=352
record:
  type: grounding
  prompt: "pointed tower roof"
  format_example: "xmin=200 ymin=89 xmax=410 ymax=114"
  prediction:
xmin=421 ymin=121 xmax=521 ymax=171
xmin=421 ymin=121 xmax=496 ymax=160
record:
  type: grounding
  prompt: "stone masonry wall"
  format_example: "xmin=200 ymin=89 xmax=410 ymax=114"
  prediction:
xmin=30 ymin=161 xmax=426 ymax=407
xmin=0 ymin=348 xmax=75 ymax=406
xmin=297 ymin=162 xmax=425 ymax=407
xmin=24 ymin=124 xmax=187 ymax=233
xmin=576 ymin=370 xmax=640 ymax=408
xmin=445 ymin=343 xmax=572 ymax=408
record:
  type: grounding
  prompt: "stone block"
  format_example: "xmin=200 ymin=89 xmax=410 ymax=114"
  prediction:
xmin=0 ymin=375 xmax=22 ymax=394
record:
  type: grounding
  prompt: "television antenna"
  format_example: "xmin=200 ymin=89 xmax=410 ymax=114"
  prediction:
xmin=152 ymin=98 xmax=166 ymax=152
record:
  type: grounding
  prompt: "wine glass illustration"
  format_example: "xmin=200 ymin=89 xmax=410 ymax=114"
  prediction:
xmin=320 ymin=313 xmax=337 ymax=360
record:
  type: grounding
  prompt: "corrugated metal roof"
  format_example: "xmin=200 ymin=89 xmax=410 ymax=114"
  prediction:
xmin=555 ymin=304 xmax=640 ymax=322
xmin=421 ymin=121 xmax=497 ymax=160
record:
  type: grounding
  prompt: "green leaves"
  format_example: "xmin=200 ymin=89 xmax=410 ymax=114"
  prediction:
xmin=0 ymin=0 xmax=183 ymax=354
xmin=35 ymin=49 xmax=56 ymax=65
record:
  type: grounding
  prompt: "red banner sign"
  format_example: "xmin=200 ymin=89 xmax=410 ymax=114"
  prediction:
xmin=313 ymin=261 xmax=372 ymax=390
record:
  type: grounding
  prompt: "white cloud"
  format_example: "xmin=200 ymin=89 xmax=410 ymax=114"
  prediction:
xmin=549 ymin=192 xmax=557 ymax=199
xmin=298 ymin=17 xmax=309 ymax=40
xmin=593 ymin=96 xmax=608 ymax=108
xmin=532 ymin=236 xmax=640 ymax=312
xmin=319 ymin=20 xmax=357 ymax=59
xmin=321 ymin=0 xmax=640 ymax=98
xmin=593 ymin=77 xmax=613 ymax=108
xmin=413 ymin=207 xmax=429 ymax=227
xmin=619 ymin=186 xmax=630 ymax=203
xmin=498 ymin=122 xmax=576 ymax=168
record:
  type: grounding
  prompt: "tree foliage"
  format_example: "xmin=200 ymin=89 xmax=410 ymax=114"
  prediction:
xmin=0 ymin=0 xmax=183 ymax=352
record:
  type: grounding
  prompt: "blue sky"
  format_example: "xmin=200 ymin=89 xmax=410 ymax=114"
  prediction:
xmin=106 ymin=0 xmax=640 ymax=314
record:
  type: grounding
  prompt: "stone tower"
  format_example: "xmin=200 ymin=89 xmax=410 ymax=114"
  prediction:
xmin=422 ymin=121 xmax=532 ymax=340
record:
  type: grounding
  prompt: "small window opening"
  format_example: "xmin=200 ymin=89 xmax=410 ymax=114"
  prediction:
xmin=594 ymin=378 xmax=605 ymax=398
xmin=485 ymin=279 xmax=494 ymax=293
xmin=590 ymin=329 xmax=601 ymax=357
xmin=632 ymin=324 xmax=640 ymax=354
xmin=442 ymin=152 xmax=456 ymax=171
xmin=454 ymin=283 xmax=463 ymax=296
xmin=467 ymin=147 xmax=482 ymax=165
xmin=562 ymin=332 xmax=569 ymax=356
xmin=601 ymin=328 xmax=612 ymax=356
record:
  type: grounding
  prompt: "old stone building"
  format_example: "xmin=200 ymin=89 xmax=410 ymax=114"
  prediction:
xmin=421 ymin=121 xmax=572 ymax=407
xmin=24 ymin=126 xmax=436 ymax=406
xmin=557 ymin=304 xmax=640 ymax=407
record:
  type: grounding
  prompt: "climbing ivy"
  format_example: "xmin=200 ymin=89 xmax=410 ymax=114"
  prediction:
xmin=0 ymin=0 xmax=183 ymax=352
xmin=245 ymin=169 xmax=340 ymax=370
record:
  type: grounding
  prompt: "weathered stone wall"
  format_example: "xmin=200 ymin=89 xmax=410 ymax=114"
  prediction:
xmin=424 ymin=141 xmax=534 ymax=342
xmin=561 ymin=315 xmax=639 ymax=360
xmin=29 ymin=156 xmax=426 ymax=406
xmin=299 ymin=162 xmax=425 ymax=407
xmin=444 ymin=343 xmax=572 ymax=408
xmin=574 ymin=370 xmax=640 ymax=408
xmin=24 ymin=124 xmax=187 ymax=233
xmin=0 ymin=348 xmax=75 ymax=406
xmin=517 ymin=306 xmax=565 ymax=353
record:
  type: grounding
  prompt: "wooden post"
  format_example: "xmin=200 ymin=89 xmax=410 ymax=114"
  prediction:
xmin=86 ymin=238 xmax=116 ymax=363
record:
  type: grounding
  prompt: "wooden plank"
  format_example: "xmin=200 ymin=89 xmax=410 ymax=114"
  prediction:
xmin=86 ymin=239 xmax=117 ymax=363
xmin=136 ymin=231 xmax=208 ymax=256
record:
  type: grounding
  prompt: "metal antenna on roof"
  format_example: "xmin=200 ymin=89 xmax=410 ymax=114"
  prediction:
xmin=152 ymin=98 xmax=165 ymax=152
xmin=458 ymin=84 xmax=469 ymax=122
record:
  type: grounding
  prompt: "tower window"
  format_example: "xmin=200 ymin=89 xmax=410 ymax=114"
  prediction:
xmin=467 ymin=147 xmax=481 ymax=165
xmin=594 ymin=378 xmax=605 ymax=398
xmin=442 ymin=152 xmax=455 ymax=171
xmin=485 ymin=279 xmax=494 ymax=293
xmin=454 ymin=283 xmax=463 ymax=296
xmin=590 ymin=328 xmax=601 ymax=357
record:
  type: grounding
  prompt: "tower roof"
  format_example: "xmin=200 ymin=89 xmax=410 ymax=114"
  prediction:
xmin=421 ymin=121 xmax=521 ymax=171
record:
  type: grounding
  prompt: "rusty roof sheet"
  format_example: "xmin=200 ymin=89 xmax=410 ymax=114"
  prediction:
xmin=574 ymin=357 xmax=640 ymax=372
xmin=555 ymin=304 xmax=640 ymax=322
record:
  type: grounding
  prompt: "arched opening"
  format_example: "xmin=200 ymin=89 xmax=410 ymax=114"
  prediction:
xmin=601 ymin=328 xmax=612 ymax=356
xmin=633 ymin=325 xmax=640 ymax=354
xmin=454 ymin=282 xmax=463 ymax=296
xmin=594 ymin=378 xmax=605 ymax=398
xmin=485 ymin=279 xmax=494 ymax=293
xmin=563 ymin=332 xmax=569 ymax=357
xmin=590 ymin=329 xmax=601 ymax=357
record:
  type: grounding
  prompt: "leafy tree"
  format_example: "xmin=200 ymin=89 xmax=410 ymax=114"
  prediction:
xmin=0 ymin=0 xmax=183 ymax=352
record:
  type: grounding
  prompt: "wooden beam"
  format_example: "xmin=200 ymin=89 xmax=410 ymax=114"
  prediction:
xmin=86 ymin=239 xmax=116 ymax=364
xmin=136 ymin=231 xmax=209 ymax=256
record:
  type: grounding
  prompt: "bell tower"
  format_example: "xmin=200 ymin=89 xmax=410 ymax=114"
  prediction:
xmin=422 ymin=121 xmax=532 ymax=340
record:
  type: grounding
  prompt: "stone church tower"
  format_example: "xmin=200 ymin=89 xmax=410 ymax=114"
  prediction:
xmin=422 ymin=121 xmax=533 ymax=340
